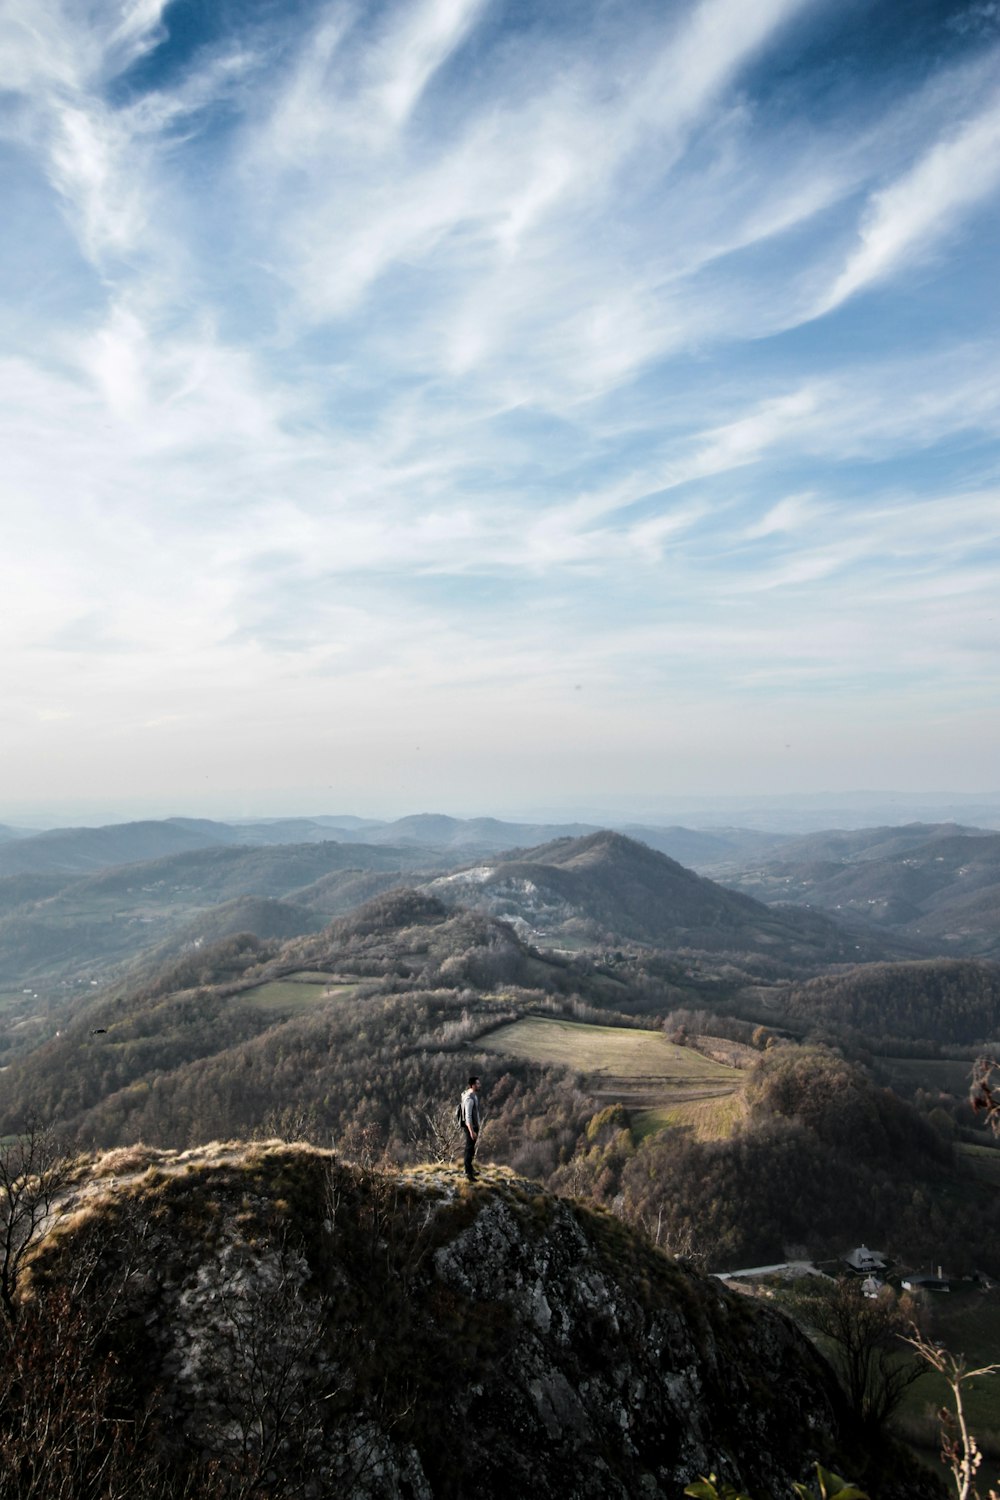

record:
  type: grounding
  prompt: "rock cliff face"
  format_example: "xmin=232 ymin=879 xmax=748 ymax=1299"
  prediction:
xmin=24 ymin=1144 xmax=933 ymax=1499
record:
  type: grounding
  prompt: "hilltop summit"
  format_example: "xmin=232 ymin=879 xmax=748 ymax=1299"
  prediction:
xmin=13 ymin=1142 xmax=934 ymax=1499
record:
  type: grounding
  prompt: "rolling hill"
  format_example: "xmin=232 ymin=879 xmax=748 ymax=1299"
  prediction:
xmin=0 ymin=839 xmax=440 ymax=989
xmin=619 ymin=823 xmax=791 ymax=870
xmin=0 ymin=888 xmax=586 ymax=1139
xmin=0 ymin=823 xmax=34 ymax=842
xmin=0 ymin=813 xmax=601 ymax=875
xmin=4 ymin=874 xmax=1000 ymax=1300
xmin=0 ymin=812 xmax=799 ymax=877
xmin=251 ymin=813 xmax=793 ymax=871
xmin=0 ymin=818 xmax=234 ymax=876
xmin=0 ymin=825 xmax=923 ymax=1044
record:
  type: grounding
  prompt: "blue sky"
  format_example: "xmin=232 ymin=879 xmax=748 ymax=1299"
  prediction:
xmin=1 ymin=0 xmax=999 ymax=821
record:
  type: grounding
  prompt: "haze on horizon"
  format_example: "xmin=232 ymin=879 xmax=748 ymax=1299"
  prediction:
xmin=2 ymin=0 xmax=999 ymax=820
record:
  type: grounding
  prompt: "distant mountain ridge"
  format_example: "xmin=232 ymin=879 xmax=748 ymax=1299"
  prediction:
xmin=0 ymin=819 xmax=234 ymax=876
xmin=0 ymin=840 xmax=437 ymax=986
xmin=0 ymin=816 xmax=979 ymax=1021
xmin=0 ymin=823 xmax=36 ymax=842
xmin=0 ymin=812 xmax=790 ymax=878
xmin=725 ymin=823 xmax=1000 ymax=958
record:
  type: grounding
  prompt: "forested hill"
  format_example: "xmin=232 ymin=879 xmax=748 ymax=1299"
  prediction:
xmin=426 ymin=830 xmax=917 ymax=966
xmin=3 ymin=879 xmax=999 ymax=1287
xmin=0 ymin=891 xmax=592 ymax=1140
xmin=742 ymin=821 xmax=992 ymax=864
xmin=0 ymin=818 xmax=233 ymax=875
xmin=776 ymin=958 xmax=1000 ymax=1045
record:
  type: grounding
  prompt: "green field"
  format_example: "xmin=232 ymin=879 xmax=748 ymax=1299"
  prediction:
xmin=240 ymin=979 xmax=359 ymax=1015
xmin=478 ymin=1016 xmax=741 ymax=1131
xmin=765 ymin=1281 xmax=1000 ymax=1472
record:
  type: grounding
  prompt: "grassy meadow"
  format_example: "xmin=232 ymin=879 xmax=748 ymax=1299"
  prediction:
xmin=478 ymin=1016 xmax=742 ymax=1131
xmin=632 ymin=1093 xmax=747 ymax=1141
xmin=240 ymin=976 xmax=360 ymax=1016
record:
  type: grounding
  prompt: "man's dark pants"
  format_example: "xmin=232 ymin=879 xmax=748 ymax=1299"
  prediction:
xmin=463 ymin=1127 xmax=477 ymax=1178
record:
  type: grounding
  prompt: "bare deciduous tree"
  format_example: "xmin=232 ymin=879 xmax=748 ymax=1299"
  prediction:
xmin=0 ymin=1195 xmax=201 ymax=1500
xmin=404 ymin=1100 xmax=461 ymax=1164
xmin=791 ymin=1278 xmax=925 ymax=1431
xmin=0 ymin=1117 xmax=70 ymax=1326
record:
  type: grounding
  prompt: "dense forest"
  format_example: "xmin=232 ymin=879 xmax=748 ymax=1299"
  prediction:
xmin=549 ymin=1047 xmax=995 ymax=1274
xmin=775 ymin=960 xmax=1000 ymax=1047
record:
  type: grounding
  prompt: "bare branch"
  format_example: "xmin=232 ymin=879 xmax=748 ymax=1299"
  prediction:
xmin=904 ymin=1326 xmax=1000 ymax=1500
xmin=0 ymin=1117 xmax=71 ymax=1326
xmin=403 ymin=1102 xmax=460 ymax=1165
xmin=970 ymin=1058 xmax=1000 ymax=1138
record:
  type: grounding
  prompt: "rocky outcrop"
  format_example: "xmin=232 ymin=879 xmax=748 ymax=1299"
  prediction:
xmin=23 ymin=1145 xmax=936 ymax=1499
xmin=430 ymin=1185 xmax=843 ymax=1499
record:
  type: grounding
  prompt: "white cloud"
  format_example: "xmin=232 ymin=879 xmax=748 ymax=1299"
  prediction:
xmin=366 ymin=0 xmax=490 ymax=127
xmin=2 ymin=0 xmax=1000 ymax=807
xmin=817 ymin=89 xmax=1000 ymax=314
xmin=743 ymin=494 xmax=820 ymax=540
xmin=625 ymin=0 xmax=815 ymax=144
xmin=240 ymin=0 xmax=825 ymax=379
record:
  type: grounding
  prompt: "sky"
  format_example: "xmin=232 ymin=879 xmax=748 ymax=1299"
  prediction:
xmin=1 ymin=0 xmax=999 ymax=823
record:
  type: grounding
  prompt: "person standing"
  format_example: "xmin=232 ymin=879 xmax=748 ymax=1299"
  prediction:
xmin=460 ymin=1076 xmax=482 ymax=1180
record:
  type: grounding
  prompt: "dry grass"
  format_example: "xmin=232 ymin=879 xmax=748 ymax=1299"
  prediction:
xmin=240 ymin=979 xmax=359 ymax=1015
xmin=92 ymin=1145 xmax=160 ymax=1178
xmin=480 ymin=1016 xmax=735 ymax=1079
xmin=633 ymin=1092 xmax=747 ymax=1142
xmin=479 ymin=1015 xmax=742 ymax=1120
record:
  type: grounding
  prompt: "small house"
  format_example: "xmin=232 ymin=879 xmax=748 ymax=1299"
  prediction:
xmin=844 ymin=1245 xmax=887 ymax=1274
xmin=901 ymin=1273 xmax=952 ymax=1294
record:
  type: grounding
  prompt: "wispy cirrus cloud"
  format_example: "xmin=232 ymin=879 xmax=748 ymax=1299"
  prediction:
xmin=1 ymin=0 xmax=999 ymax=811
xmin=817 ymin=88 xmax=1000 ymax=315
